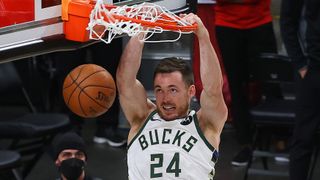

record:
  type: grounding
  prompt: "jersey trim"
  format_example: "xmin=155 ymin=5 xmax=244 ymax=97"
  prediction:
xmin=127 ymin=110 xmax=157 ymax=149
xmin=193 ymin=114 xmax=219 ymax=163
xmin=193 ymin=114 xmax=215 ymax=152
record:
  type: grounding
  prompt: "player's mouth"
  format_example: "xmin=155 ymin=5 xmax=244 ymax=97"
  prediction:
xmin=162 ymin=105 xmax=175 ymax=111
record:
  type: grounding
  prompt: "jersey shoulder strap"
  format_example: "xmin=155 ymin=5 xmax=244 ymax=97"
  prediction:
xmin=127 ymin=110 xmax=157 ymax=148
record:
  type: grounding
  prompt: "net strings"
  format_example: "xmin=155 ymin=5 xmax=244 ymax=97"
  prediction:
xmin=87 ymin=0 xmax=194 ymax=44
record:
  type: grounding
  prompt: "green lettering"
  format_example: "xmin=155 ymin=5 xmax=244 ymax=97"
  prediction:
xmin=150 ymin=154 xmax=163 ymax=178
xmin=162 ymin=129 xmax=172 ymax=144
xmin=139 ymin=135 xmax=148 ymax=150
xmin=172 ymin=130 xmax=186 ymax=146
xmin=149 ymin=129 xmax=160 ymax=145
xmin=166 ymin=152 xmax=181 ymax=177
xmin=182 ymin=136 xmax=198 ymax=152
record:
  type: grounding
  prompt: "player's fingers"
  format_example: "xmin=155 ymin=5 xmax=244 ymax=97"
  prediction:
xmin=182 ymin=13 xmax=198 ymax=25
xmin=183 ymin=13 xmax=195 ymax=20
xmin=179 ymin=13 xmax=187 ymax=18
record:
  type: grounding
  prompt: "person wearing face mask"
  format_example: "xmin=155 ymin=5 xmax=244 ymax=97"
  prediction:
xmin=53 ymin=132 xmax=101 ymax=180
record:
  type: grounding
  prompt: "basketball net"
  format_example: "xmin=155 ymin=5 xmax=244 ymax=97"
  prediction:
xmin=87 ymin=0 xmax=197 ymax=44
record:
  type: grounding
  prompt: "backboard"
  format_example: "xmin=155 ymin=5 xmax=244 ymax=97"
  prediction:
xmin=0 ymin=0 xmax=192 ymax=63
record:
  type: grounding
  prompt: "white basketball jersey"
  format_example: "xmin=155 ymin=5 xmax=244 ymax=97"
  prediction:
xmin=127 ymin=110 xmax=219 ymax=180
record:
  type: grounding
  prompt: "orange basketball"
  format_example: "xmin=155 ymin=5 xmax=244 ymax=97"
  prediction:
xmin=63 ymin=64 xmax=116 ymax=118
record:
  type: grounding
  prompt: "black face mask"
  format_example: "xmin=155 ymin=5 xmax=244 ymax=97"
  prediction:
xmin=59 ymin=158 xmax=85 ymax=180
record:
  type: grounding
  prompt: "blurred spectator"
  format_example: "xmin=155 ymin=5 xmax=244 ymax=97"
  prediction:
xmin=53 ymin=132 xmax=102 ymax=180
xmin=214 ymin=0 xmax=278 ymax=166
xmin=280 ymin=0 xmax=320 ymax=179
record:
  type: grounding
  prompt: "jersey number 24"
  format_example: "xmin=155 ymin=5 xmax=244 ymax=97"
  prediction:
xmin=150 ymin=152 xmax=181 ymax=178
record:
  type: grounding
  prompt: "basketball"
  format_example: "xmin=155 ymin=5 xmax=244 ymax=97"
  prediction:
xmin=62 ymin=64 xmax=116 ymax=118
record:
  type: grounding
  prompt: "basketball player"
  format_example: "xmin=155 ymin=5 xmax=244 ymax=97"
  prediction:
xmin=116 ymin=13 xmax=228 ymax=179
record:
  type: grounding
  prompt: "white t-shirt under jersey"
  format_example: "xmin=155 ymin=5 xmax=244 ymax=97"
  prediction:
xmin=127 ymin=110 xmax=219 ymax=180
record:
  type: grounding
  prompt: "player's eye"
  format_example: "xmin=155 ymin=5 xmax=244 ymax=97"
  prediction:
xmin=169 ymin=88 xmax=177 ymax=94
xmin=155 ymin=88 xmax=162 ymax=93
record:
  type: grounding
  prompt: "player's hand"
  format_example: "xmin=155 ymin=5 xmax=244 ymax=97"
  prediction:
xmin=179 ymin=13 xmax=208 ymax=38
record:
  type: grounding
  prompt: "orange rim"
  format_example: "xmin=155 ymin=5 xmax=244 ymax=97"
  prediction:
xmin=112 ymin=14 xmax=197 ymax=32
xmin=103 ymin=4 xmax=197 ymax=32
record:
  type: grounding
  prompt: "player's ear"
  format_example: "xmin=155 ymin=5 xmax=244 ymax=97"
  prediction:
xmin=188 ymin=85 xmax=196 ymax=97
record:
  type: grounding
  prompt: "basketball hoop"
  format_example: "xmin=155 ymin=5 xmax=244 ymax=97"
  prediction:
xmin=63 ymin=0 xmax=197 ymax=43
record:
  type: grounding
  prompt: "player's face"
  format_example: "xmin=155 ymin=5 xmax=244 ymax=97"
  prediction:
xmin=154 ymin=71 xmax=195 ymax=121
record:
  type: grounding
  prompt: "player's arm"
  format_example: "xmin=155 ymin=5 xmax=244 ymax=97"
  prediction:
xmin=116 ymin=34 xmax=156 ymax=130
xmin=184 ymin=14 xmax=228 ymax=149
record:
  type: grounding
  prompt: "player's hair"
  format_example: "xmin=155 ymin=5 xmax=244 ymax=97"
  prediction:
xmin=153 ymin=57 xmax=194 ymax=86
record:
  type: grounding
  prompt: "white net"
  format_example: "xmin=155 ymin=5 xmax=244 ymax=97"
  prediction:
xmin=86 ymin=0 xmax=195 ymax=44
